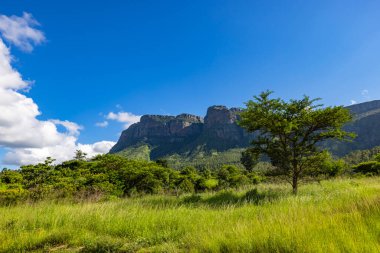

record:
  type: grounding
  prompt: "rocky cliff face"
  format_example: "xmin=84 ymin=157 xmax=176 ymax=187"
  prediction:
xmin=109 ymin=113 xmax=204 ymax=155
xmin=110 ymin=100 xmax=380 ymax=160
xmin=109 ymin=105 xmax=252 ymax=159
xmin=200 ymin=106 xmax=250 ymax=148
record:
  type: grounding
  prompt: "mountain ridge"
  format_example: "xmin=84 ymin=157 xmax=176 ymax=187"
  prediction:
xmin=110 ymin=100 xmax=380 ymax=164
xmin=109 ymin=105 xmax=252 ymax=159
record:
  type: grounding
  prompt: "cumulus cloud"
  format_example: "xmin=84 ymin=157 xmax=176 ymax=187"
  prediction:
xmin=95 ymin=121 xmax=109 ymax=128
xmin=0 ymin=38 xmax=30 ymax=90
xmin=350 ymin=100 xmax=357 ymax=105
xmin=49 ymin=119 xmax=82 ymax=136
xmin=0 ymin=12 xmax=45 ymax=52
xmin=78 ymin=141 xmax=116 ymax=154
xmin=3 ymin=140 xmax=116 ymax=166
xmin=0 ymin=13 xmax=114 ymax=166
xmin=106 ymin=111 xmax=141 ymax=128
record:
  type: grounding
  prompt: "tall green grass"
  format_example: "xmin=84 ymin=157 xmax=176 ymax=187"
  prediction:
xmin=0 ymin=177 xmax=379 ymax=252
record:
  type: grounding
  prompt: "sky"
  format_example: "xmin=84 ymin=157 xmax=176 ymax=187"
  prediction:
xmin=0 ymin=0 xmax=380 ymax=167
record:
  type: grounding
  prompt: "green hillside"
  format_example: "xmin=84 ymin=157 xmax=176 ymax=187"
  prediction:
xmin=116 ymin=145 xmax=246 ymax=169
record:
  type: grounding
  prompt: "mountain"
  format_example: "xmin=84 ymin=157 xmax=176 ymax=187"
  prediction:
xmin=110 ymin=100 xmax=380 ymax=167
xmin=331 ymin=100 xmax=380 ymax=156
xmin=109 ymin=106 xmax=253 ymax=161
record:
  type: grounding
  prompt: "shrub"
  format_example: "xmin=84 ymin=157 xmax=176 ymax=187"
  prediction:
xmin=352 ymin=161 xmax=380 ymax=176
xmin=374 ymin=153 xmax=380 ymax=162
xmin=0 ymin=188 xmax=29 ymax=205
xmin=244 ymin=188 xmax=263 ymax=204
xmin=247 ymin=172 xmax=265 ymax=184
xmin=217 ymin=165 xmax=249 ymax=189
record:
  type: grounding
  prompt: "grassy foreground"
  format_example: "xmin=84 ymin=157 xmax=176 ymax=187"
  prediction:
xmin=0 ymin=177 xmax=379 ymax=252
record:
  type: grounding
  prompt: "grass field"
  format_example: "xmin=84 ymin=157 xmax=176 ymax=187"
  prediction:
xmin=0 ymin=177 xmax=379 ymax=252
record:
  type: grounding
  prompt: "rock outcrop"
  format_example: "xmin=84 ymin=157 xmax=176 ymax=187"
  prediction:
xmin=110 ymin=100 xmax=380 ymax=160
xmin=109 ymin=105 xmax=252 ymax=159
xmin=109 ymin=113 xmax=204 ymax=156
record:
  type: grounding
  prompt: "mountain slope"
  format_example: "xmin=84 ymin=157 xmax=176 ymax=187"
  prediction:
xmin=110 ymin=100 xmax=380 ymax=166
xmin=109 ymin=106 xmax=253 ymax=160
xmin=331 ymin=100 xmax=380 ymax=156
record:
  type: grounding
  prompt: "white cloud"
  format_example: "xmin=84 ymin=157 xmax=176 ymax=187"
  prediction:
xmin=0 ymin=13 xmax=114 ymax=166
xmin=106 ymin=111 xmax=141 ymax=128
xmin=0 ymin=12 xmax=45 ymax=52
xmin=0 ymin=38 xmax=30 ymax=90
xmin=3 ymin=140 xmax=116 ymax=166
xmin=78 ymin=141 xmax=116 ymax=154
xmin=50 ymin=119 xmax=82 ymax=136
xmin=95 ymin=121 xmax=109 ymax=128
xmin=0 ymin=39 xmax=66 ymax=149
xmin=350 ymin=100 xmax=357 ymax=105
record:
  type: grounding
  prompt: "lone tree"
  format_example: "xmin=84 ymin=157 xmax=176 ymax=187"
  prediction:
xmin=74 ymin=150 xmax=87 ymax=161
xmin=239 ymin=91 xmax=354 ymax=194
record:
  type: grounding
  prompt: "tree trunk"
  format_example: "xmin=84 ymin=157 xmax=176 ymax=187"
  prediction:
xmin=292 ymin=174 xmax=298 ymax=195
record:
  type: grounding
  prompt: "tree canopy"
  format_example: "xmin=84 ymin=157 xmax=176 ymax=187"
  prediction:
xmin=239 ymin=91 xmax=354 ymax=193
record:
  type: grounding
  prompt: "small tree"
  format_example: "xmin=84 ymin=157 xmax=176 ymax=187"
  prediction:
xmin=74 ymin=150 xmax=87 ymax=161
xmin=239 ymin=91 xmax=354 ymax=194
xmin=240 ymin=149 xmax=258 ymax=172
xmin=44 ymin=157 xmax=56 ymax=166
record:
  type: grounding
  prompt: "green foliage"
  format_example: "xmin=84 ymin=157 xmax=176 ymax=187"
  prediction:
xmin=239 ymin=91 xmax=354 ymax=193
xmin=0 ymin=169 xmax=23 ymax=184
xmin=247 ymin=171 xmax=265 ymax=184
xmin=163 ymin=148 xmax=245 ymax=170
xmin=240 ymin=149 xmax=258 ymax=172
xmin=217 ymin=165 xmax=249 ymax=189
xmin=0 ymin=147 xmax=352 ymax=205
xmin=116 ymin=144 xmax=151 ymax=161
xmin=0 ymin=188 xmax=28 ymax=205
xmin=352 ymin=161 xmax=380 ymax=176
xmin=304 ymin=151 xmax=347 ymax=177
xmin=374 ymin=153 xmax=380 ymax=162
xmin=0 ymin=154 xmax=263 ymax=204
xmin=0 ymin=155 xmax=184 ymax=203
xmin=322 ymin=158 xmax=346 ymax=177
xmin=74 ymin=150 xmax=87 ymax=161
xmin=350 ymin=151 xmax=380 ymax=176
xmin=342 ymin=146 xmax=380 ymax=165
xmin=155 ymin=158 xmax=169 ymax=168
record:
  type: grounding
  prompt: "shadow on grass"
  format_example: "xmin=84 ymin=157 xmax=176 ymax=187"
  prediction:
xmin=181 ymin=188 xmax=283 ymax=207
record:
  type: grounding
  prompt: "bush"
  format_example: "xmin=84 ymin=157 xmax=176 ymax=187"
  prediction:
xmin=0 ymin=154 xmax=268 ymax=204
xmin=244 ymin=188 xmax=262 ymax=203
xmin=374 ymin=153 xmax=380 ymax=163
xmin=352 ymin=161 xmax=380 ymax=176
xmin=247 ymin=172 xmax=265 ymax=184
xmin=217 ymin=165 xmax=249 ymax=189
xmin=0 ymin=188 xmax=29 ymax=205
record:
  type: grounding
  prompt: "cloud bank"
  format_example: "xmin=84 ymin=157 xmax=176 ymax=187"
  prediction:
xmin=0 ymin=13 xmax=115 ymax=166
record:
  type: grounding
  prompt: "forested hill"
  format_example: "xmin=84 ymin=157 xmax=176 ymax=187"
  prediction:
xmin=110 ymin=100 xmax=380 ymax=162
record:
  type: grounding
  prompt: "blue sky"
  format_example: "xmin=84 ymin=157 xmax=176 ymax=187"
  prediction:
xmin=0 ymin=0 xmax=380 ymax=167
